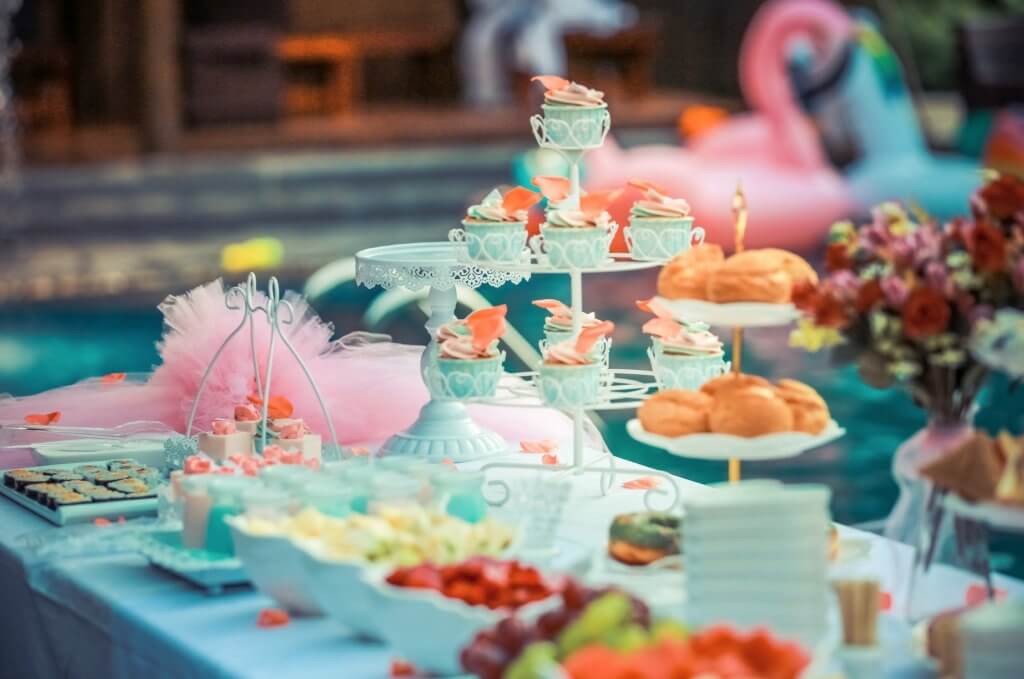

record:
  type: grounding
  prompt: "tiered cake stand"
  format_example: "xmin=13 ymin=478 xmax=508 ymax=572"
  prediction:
xmin=355 ymin=242 xmax=529 ymax=461
xmin=627 ymin=188 xmax=845 ymax=481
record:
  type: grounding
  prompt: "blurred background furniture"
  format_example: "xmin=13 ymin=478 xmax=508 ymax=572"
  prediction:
xmin=957 ymin=14 xmax=1024 ymax=110
xmin=276 ymin=35 xmax=360 ymax=117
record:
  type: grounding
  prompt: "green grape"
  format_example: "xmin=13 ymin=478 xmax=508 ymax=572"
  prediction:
xmin=503 ymin=641 xmax=558 ymax=679
xmin=652 ymin=618 xmax=688 ymax=642
xmin=602 ymin=623 xmax=650 ymax=652
xmin=557 ymin=592 xmax=632 ymax=656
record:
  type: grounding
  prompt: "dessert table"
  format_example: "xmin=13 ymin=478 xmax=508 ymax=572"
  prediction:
xmin=1 ymin=446 xmax=1022 ymax=679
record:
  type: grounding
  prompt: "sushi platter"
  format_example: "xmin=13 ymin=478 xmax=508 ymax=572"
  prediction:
xmin=1 ymin=459 xmax=160 ymax=526
xmin=137 ymin=529 xmax=249 ymax=594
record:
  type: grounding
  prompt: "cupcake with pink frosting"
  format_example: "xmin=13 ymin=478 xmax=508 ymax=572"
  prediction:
xmin=532 ymin=176 xmax=620 ymax=269
xmin=537 ymin=321 xmax=615 ymax=409
xmin=460 ymin=186 xmax=541 ymax=263
xmin=532 ymin=75 xmax=609 ymax=148
xmin=532 ymin=298 xmax=609 ymax=363
xmin=430 ymin=305 xmax=508 ymax=400
xmin=625 ymin=179 xmax=705 ymax=261
xmin=637 ymin=298 xmax=728 ymax=390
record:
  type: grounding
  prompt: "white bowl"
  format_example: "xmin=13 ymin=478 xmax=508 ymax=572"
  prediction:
xmin=295 ymin=542 xmax=389 ymax=640
xmin=227 ymin=517 xmax=322 ymax=616
xmin=365 ymin=569 xmax=557 ymax=676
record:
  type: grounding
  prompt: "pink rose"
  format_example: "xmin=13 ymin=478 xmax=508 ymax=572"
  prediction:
xmin=262 ymin=445 xmax=285 ymax=463
xmin=881 ymin=276 xmax=909 ymax=306
xmin=234 ymin=404 xmax=260 ymax=422
xmin=280 ymin=449 xmax=303 ymax=465
xmin=278 ymin=422 xmax=305 ymax=440
xmin=212 ymin=418 xmax=237 ymax=435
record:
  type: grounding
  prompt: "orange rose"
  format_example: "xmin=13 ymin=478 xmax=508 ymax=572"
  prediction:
xmin=825 ymin=243 xmax=852 ymax=272
xmin=967 ymin=221 xmax=1008 ymax=272
xmin=978 ymin=175 xmax=1024 ymax=220
xmin=902 ymin=287 xmax=950 ymax=338
xmin=855 ymin=279 xmax=884 ymax=312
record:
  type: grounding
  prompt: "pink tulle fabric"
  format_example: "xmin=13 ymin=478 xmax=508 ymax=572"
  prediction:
xmin=0 ymin=280 xmax=574 ymax=446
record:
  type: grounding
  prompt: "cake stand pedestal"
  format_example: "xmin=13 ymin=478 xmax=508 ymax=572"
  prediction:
xmin=355 ymin=242 xmax=528 ymax=461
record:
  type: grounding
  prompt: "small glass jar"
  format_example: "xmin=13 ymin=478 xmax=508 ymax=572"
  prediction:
xmin=377 ymin=457 xmax=440 ymax=503
xmin=366 ymin=471 xmax=424 ymax=515
xmin=340 ymin=465 xmax=378 ymax=514
xmin=242 ymin=486 xmax=293 ymax=523
xmin=180 ymin=475 xmax=216 ymax=550
xmin=260 ymin=464 xmax=316 ymax=490
xmin=430 ymin=469 xmax=488 ymax=524
xmin=204 ymin=476 xmax=256 ymax=556
xmin=299 ymin=478 xmax=354 ymax=518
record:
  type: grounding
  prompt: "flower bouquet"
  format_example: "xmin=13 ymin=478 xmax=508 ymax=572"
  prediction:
xmin=788 ymin=174 xmax=1024 ymax=547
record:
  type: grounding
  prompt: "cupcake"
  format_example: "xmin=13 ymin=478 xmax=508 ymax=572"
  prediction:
xmin=537 ymin=321 xmax=615 ymax=409
xmin=531 ymin=75 xmax=609 ymax=148
xmin=460 ymin=186 xmax=540 ymax=263
xmin=624 ymin=179 xmax=703 ymax=261
xmin=637 ymin=298 xmax=728 ymax=390
xmin=429 ymin=305 xmax=507 ymax=400
xmin=533 ymin=176 xmax=620 ymax=268
xmin=532 ymin=298 xmax=609 ymax=363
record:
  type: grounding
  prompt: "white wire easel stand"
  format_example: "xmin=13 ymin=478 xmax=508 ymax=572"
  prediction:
xmin=354 ymin=242 xmax=529 ymax=462
xmin=171 ymin=273 xmax=340 ymax=467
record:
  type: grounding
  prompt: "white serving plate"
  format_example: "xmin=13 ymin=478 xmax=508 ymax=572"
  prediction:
xmin=32 ymin=437 xmax=167 ymax=468
xmin=653 ymin=296 xmax=800 ymax=328
xmin=365 ymin=569 xmax=557 ymax=676
xmin=627 ymin=419 xmax=845 ymax=461
xmin=137 ymin=529 xmax=248 ymax=593
xmin=227 ymin=517 xmax=323 ymax=616
xmin=942 ymin=493 xmax=1024 ymax=533
xmin=0 ymin=461 xmax=159 ymax=526
xmin=295 ymin=542 xmax=389 ymax=639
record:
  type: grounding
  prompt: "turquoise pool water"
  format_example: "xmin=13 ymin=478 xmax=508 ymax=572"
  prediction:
xmin=2 ymin=269 xmax=1022 ymax=576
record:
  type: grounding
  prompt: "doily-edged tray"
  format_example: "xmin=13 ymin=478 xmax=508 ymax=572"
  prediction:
xmin=653 ymin=296 xmax=800 ymax=328
xmin=137 ymin=529 xmax=249 ymax=593
xmin=626 ymin=419 xmax=845 ymax=461
xmin=943 ymin=493 xmax=1024 ymax=533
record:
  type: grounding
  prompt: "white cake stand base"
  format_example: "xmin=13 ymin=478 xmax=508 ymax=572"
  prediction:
xmin=378 ymin=400 xmax=508 ymax=461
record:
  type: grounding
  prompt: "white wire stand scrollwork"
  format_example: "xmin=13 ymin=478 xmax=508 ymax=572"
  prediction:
xmin=355 ymin=242 xmax=529 ymax=462
xmin=529 ymin=107 xmax=611 ymax=207
xmin=181 ymin=273 xmax=340 ymax=461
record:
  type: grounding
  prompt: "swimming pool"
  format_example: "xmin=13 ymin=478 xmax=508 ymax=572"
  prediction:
xmin=2 ymin=267 xmax=1022 ymax=576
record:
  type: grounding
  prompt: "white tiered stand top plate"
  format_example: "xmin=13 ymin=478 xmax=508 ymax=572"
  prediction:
xmin=626 ymin=418 xmax=845 ymax=461
xmin=355 ymin=242 xmax=530 ymax=291
xmin=943 ymin=493 xmax=1024 ymax=533
xmin=653 ymin=296 xmax=800 ymax=328
xmin=461 ymin=251 xmax=664 ymax=275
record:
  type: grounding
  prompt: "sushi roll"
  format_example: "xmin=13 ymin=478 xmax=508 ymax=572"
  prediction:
xmin=108 ymin=479 xmax=148 ymax=495
xmin=49 ymin=491 xmax=91 ymax=508
xmin=106 ymin=459 xmax=139 ymax=469
xmin=49 ymin=471 xmax=85 ymax=483
xmin=7 ymin=470 xmax=50 ymax=490
xmin=74 ymin=465 xmax=106 ymax=480
xmin=87 ymin=488 xmax=127 ymax=502
xmin=24 ymin=482 xmax=60 ymax=502
xmin=91 ymin=471 xmax=131 ymax=485
xmin=123 ymin=489 xmax=157 ymax=500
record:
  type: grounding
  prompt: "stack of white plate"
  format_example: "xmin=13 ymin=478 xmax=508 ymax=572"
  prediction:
xmin=683 ymin=482 xmax=831 ymax=650
xmin=961 ymin=599 xmax=1024 ymax=679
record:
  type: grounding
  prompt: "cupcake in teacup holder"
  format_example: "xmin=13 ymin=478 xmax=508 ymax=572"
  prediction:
xmin=530 ymin=75 xmax=610 ymax=150
xmin=528 ymin=176 xmax=621 ymax=269
xmin=637 ymin=298 xmax=729 ymax=390
xmin=624 ymin=179 xmax=705 ymax=261
xmin=449 ymin=186 xmax=541 ymax=264
xmin=532 ymin=298 xmax=611 ymax=366
xmin=426 ymin=306 xmax=508 ymax=401
xmin=536 ymin=321 xmax=616 ymax=410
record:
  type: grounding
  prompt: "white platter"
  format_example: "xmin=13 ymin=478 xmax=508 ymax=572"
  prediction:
xmin=32 ymin=437 xmax=167 ymax=468
xmin=653 ymin=296 xmax=800 ymax=328
xmin=627 ymin=418 xmax=845 ymax=461
xmin=0 ymin=461 xmax=159 ymax=526
xmin=228 ymin=517 xmax=322 ymax=615
xmin=137 ymin=529 xmax=248 ymax=593
xmin=943 ymin=493 xmax=1024 ymax=533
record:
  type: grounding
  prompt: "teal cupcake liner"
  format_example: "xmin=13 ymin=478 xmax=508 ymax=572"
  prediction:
xmin=428 ymin=353 xmax=505 ymax=400
xmin=460 ymin=220 xmax=528 ymax=263
xmin=534 ymin=223 xmax=617 ymax=268
xmin=537 ymin=362 xmax=604 ymax=409
xmin=647 ymin=346 xmax=729 ymax=390
xmin=537 ymin=104 xmax=610 ymax=149
xmin=625 ymin=217 xmax=705 ymax=261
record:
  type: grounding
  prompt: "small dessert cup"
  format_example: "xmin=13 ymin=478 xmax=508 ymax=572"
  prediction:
xmin=540 ymin=333 xmax=610 ymax=365
xmin=537 ymin=362 xmax=604 ymax=409
xmin=197 ymin=431 xmax=253 ymax=462
xmin=273 ymin=433 xmax=323 ymax=461
xmin=429 ymin=353 xmax=505 ymax=400
xmin=648 ymin=344 xmax=729 ymax=390
xmin=460 ymin=219 xmax=528 ymax=263
xmin=535 ymin=222 xmax=617 ymax=268
xmin=539 ymin=103 xmax=610 ymax=148
xmin=625 ymin=216 xmax=705 ymax=261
